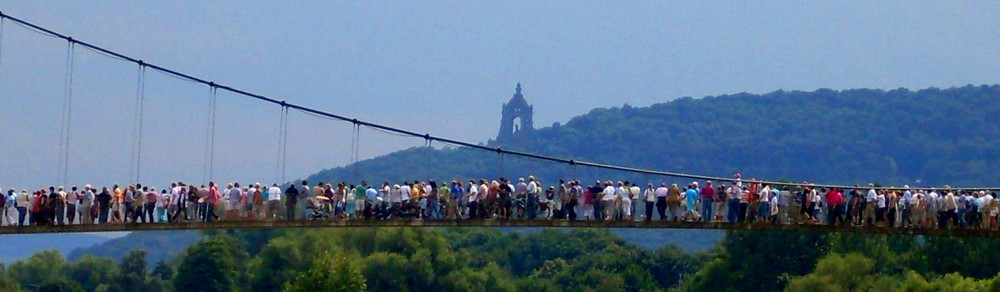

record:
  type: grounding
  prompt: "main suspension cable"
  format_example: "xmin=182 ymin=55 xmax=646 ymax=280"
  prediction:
xmin=3 ymin=12 xmax=998 ymax=191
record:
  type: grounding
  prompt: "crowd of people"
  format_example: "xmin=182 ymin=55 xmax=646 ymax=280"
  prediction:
xmin=2 ymin=173 xmax=998 ymax=230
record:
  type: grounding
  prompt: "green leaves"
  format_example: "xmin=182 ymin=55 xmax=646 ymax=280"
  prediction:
xmin=173 ymin=237 xmax=239 ymax=292
xmin=284 ymin=252 xmax=365 ymax=292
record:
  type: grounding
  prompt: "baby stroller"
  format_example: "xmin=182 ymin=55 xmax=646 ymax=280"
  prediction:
xmin=306 ymin=196 xmax=332 ymax=220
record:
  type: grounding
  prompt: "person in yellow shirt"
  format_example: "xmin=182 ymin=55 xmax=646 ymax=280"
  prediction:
xmin=411 ymin=182 xmax=423 ymax=201
xmin=112 ymin=185 xmax=123 ymax=223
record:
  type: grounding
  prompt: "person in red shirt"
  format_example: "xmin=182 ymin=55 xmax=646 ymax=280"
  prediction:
xmin=202 ymin=182 xmax=221 ymax=222
xmin=826 ymin=188 xmax=845 ymax=225
xmin=700 ymin=181 xmax=716 ymax=222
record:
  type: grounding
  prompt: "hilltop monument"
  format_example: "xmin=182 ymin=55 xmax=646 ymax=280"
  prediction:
xmin=496 ymin=83 xmax=535 ymax=143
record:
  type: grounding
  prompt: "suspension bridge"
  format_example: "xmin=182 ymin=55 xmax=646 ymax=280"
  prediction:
xmin=2 ymin=12 xmax=999 ymax=237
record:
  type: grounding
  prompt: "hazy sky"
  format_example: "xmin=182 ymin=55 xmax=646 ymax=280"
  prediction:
xmin=2 ymin=1 xmax=999 ymax=189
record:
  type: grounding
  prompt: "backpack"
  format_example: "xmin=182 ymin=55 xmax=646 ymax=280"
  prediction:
xmin=718 ymin=189 xmax=728 ymax=201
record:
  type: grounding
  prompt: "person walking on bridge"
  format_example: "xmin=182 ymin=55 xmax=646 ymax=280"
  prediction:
xmin=667 ymin=184 xmax=681 ymax=221
xmin=347 ymin=183 xmax=362 ymax=219
xmin=30 ymin=190 xmax=45 ymax=225
xmin=205 ymin=182 xmax=221 ymax=222
xmin=225 ymin=183 xmax=241 ymax=221
xmin=643 ymin=183 xmax=656 ymax=222
xmin=684 ymin=183 xmax=698 ymax=222
xmin=79 ymin=186 xmax=94 ymax=224
xmin=700 ymin=181 xmax=715 ymax=223
xmin=284 ymin=183 xmax=299 ymax=221
xmin=267 ymin=183 xmax=282 ymax=220
xmin=143 ymin=187 xmax=157 ymax=223
xmin=96 ymin=187 xmax=113 ymax=224
xmin=53 ymin=187 xmax=66 ymax=225
xmin=131 ymin=184 xmax=145 ymax=223
xmin=526 ymin=177 xmax=539 ymax=220
xmin=16 ymin=190 xmax=29 ymax=226
xmin=364 ymin=184 xmax=377 ymax=219
xmin=4 ymin=189 xmax=15 ymax=226
xmin=66 ymin=186 xmax=79 ymax=225
xmin=654 ymin=183 xmax=668 ymax=221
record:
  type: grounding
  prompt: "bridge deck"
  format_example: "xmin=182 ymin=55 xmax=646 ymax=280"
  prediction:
xmin=1 ymin=220 xmax=999 ymax=237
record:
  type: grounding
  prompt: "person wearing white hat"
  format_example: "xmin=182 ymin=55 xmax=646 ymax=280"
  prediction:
xmin=79 ymin=185 xmax=94 ymax=224
xmin=4 ymin=189 xmax=16 ymax=226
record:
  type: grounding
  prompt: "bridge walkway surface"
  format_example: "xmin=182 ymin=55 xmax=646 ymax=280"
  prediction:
xmin=2 ymin=220 xmax=998 ymax=237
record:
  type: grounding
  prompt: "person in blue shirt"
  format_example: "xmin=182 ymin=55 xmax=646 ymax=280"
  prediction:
xmin=450 ymin=181 xmax=464 ymax=219
xmin=364 ymin=186 xmax=378 ymax=219
xmin=684 ymin=184 xmax=698 ymax=221
xmin=901 ymin=187 xmax=913 ymax=227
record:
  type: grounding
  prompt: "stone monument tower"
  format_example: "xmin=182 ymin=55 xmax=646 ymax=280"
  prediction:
xmin=496 ymin=83 xmax=534 ymax=143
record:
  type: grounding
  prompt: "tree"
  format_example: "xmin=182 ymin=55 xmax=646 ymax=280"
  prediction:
xmin=683 ymin=231 xmax=828 ymax=292
xmin=0 ymin=272 xmax=21 ymax=292
xmin=68 ymin=255 xmax=118 ymax=292
xmin=118 ymin=250 xmax=148 ymax=290
xmin=174 ymin=237 xmax=238 ymax=292
xmin=362 ymin=252 xmax=411 ymax=291
xmin=38 ymin=278 xmax=84 ymax=292
xmin=284 ymin=251 xmax=365 ymax=292
xmin=785 ymin=253 xmax=880 ymax=292
xmin=440 ymin=263 xmax=516 ymax=292
xmin=6 ymin=250 xmax=68 ymax=289
xmin=151 ymin=260 xmax=173 ymax=282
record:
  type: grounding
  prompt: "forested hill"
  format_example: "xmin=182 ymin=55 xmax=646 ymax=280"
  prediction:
xmin=309 ymin=84 xmax=1000 ymax=187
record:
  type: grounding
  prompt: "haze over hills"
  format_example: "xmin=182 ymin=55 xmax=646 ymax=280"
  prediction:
xmin=307 ymin=84 xmax=1000 ymax=188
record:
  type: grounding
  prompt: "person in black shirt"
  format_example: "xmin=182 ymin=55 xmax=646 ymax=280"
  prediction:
xmin=285 ymin=184 xmax=300 ymax=220
xmin=49 ymin=187 xmax=65 ymax=225
xmin=96 ymin=187 xmax=113 ymax=224
xmin=498 ymin=179 xmax=513 ymax=219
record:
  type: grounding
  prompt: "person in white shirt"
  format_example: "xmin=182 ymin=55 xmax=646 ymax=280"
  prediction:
xmin=157 ymin=189 xmax=170 ymax=223
xmin=625 ymin=182 xmax=639 ymax=221
xmin=549 ymin=180 xmax=563 ymax=220
xmin=911 ymin=190 xmax=925 ymax=227
xmin=602 ymin=181 xmax=616 ymax=220
xmin=864 ymin=184 xmax=877 ymax=226
xmin=379 ymin=182 xmax=391 ymax=212
xmin=169 ymin=183 xmax=184 ymax=223
xmin=927 ymin=189 xmax=940 ymax=227
xmin=267 ymin=184 xmax=282 ymax=220
xmin=4 ymin=189 xmax=15 ymax=226
xmin=388 ymin=184 xmax=401 ymax=213
xmin=399 ymin=183 xmax=411 ymax=207
xmin=643 ymin=183 xmax=656 ymax=222
xmin=875 ymin=190 xmax=887 ymax=226
xmin=612 ymin=182 xmax=626 ymax=221
xmin=467 ymin=181 xmax=479 ymax=219
xmin=527 ymin=177 xmax=541 ymax=219
xmin=758 ymin=185 xmax=771 ymax=222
